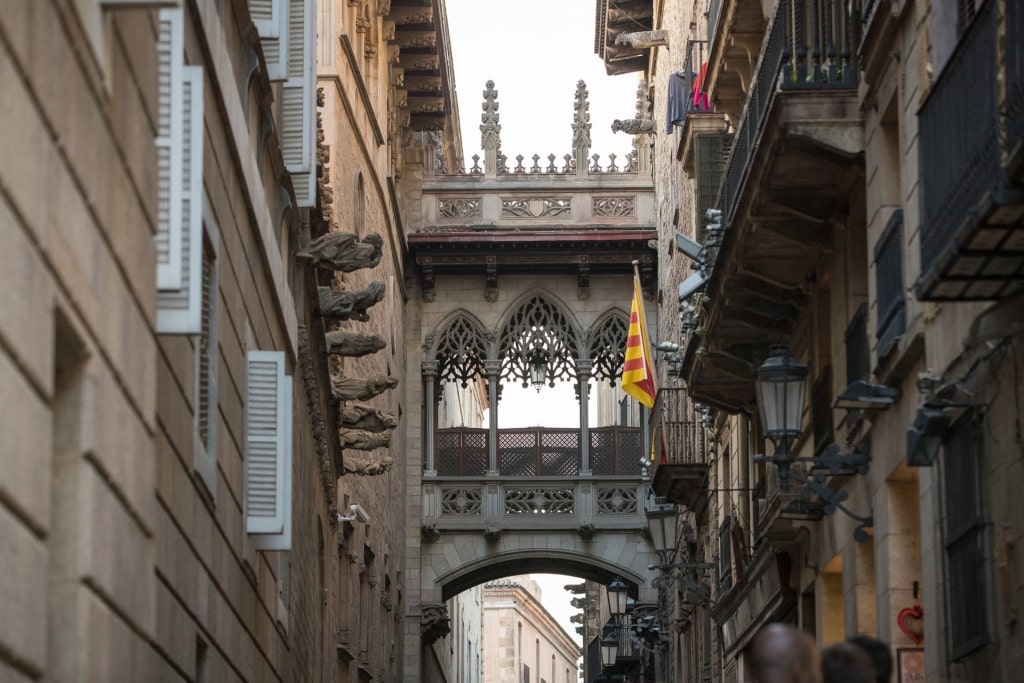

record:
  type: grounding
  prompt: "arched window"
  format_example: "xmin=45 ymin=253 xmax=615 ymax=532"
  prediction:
xmin=498 ymin=295 xmax=577 ymax=389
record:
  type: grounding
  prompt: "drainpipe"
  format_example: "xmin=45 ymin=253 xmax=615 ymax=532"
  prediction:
xmin=423 ymin=361 xmax=437 ymax=476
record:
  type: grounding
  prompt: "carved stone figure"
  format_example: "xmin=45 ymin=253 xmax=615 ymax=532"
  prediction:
xmin=340 ymin=428 xmax=391 ymax=450
xmin=325 ymin=330 xmax=386 ymax=357
xmin=331 ymin=374 xmax=399 ymax=401
xmin=611 ymin=118 xmax=656 ymax=135
xmin=318 ymin=282 xmax=385 ymax=321
xmin=296 ymin=232 xmax=383 ymax=272
xmin=343 ymin=454 xmax=395 ymax=476
xmin=614 ymin=30 xmax=670 ymax=49
xmin=421 ymin=604 xmax=451 ymax=645
xmin=341 ymin=402 xmax=398 ymax=432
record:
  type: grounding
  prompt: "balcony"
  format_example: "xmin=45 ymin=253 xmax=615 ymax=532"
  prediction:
xmin=682 ymin=0 xmax=864 ymax=412
xmin=703 ymin=0 xmax=769 ymax=123
xmin=648 ymin=387 xmax=710 ymax=511
xmin=917 ymin=0 xmax=1024 ymax=300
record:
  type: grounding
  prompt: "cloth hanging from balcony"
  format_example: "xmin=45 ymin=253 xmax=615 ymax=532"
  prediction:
xmin=691 ymin=62 xmax=710 ymax=112
xmin=666 ymin=71 xmax=689 ymax=132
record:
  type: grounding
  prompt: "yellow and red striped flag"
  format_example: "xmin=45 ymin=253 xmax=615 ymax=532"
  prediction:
xmin=621 ymin=272 xmax=657 ymax=408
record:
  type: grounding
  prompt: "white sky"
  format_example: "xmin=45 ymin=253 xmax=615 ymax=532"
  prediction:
xmin=445 ymin=0 xmax=630 ymax=651
xmin=446 ymin=0 xmax=640 ymax=167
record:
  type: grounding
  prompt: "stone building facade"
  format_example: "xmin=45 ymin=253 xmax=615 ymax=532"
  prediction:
xmin=597 ymin=0 xmax=1024 ymax=681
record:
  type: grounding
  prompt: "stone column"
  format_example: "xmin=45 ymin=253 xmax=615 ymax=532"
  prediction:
xmin=577 ymin=360 xmax=592 ymax=475
xmin=422 ymin=361 xmax=437 ymax=476
xmin=485 ymin=360 xmax=501 ymax=475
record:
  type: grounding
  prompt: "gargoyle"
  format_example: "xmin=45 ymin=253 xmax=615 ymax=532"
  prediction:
xmin=340 ymin=428 xmax=391 ymax=451
xmin=340 ymin=402 xmax=399 ymax=432
xmin=331 ymin=374 xmax=399 ymax=401
xmin=318 ymin=282 xmax=386 ymax=321
xmin=296 ymin=232 xmax=383 ymax=272
xmin=325 ymin=330 xmax=386 ymax=357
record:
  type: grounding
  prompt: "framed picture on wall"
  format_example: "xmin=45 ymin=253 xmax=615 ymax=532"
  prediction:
xmin=897 ymin=648 xmax=925 ymax=683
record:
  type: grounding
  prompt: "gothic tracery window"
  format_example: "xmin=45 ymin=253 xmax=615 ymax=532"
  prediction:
xmin=497 ymin=296 xmax=578 ymax=389
xmin=434 ymin=314 xmax=488 ymax=387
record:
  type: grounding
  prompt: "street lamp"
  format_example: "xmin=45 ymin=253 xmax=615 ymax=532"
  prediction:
xmin=600 ymin=626 xmax=619 ymax=670
xmin=527 ymin=347 xmax=549 ymax=391
xmin=752 ymin=345 xmax=874 ymax=541
xmin=606 ymin=576 xmax=629 ymax=617
xmin=645 ymin=501 xmax=678 ymax=565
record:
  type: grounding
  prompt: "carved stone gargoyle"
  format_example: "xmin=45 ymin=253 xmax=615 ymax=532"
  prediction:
xmin=421 ymin=604 xmax=451 ymax=646
xmin=331 ymin=374 xmax=399 ymax=401
xmin=343 ymin=454 xmax=395 ymax=476
xmin=325 ymin=330 xmax=386 ymax=357
xmin=614 ymin=29 xmax=669 ymax=50
xmin=340 ymin=402 xmax=398 ymax=432
xmin=611 ymin=118 xmax=656 ymax=135
xmin=339 ymin=428 xmax=391 ymax=451
xmin=318 ymin=282 xmax=385 ymax=321
xmin=296 ymin=232 xmax=383 ymax=272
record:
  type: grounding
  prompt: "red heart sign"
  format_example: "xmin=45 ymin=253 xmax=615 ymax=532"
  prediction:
xmin=897 ymin=605 xmax=924 ymax=645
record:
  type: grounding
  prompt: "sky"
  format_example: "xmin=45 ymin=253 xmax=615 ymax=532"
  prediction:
xmin=446 ymin=0 xmax=640 ymax=167
xmin=444 ymin=0 xmax=633 ymax=650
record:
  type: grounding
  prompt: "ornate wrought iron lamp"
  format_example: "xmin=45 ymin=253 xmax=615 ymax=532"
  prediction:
xmin=752 ymin=346 xmax=874 ymax=541
xmin=527 ymin=346 xmax=549 ymax=391
xmin=606 ymin=576 xmax=629 ymax=616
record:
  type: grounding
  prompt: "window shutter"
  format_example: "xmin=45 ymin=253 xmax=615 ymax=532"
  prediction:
xmin=250 ymin=0 xmax=288 ymax=81
xmin=156 ymin=8 xmax=184 ymax=290
xmin=246 ymin=351 xmax=293 ymax=550
xmin=156 ymin=64 xmax=205 ymax=334
xmin=281 ymin=0 xmax=316 ymax=207
xmin=193 ymin=243 xmax=219 ymax=495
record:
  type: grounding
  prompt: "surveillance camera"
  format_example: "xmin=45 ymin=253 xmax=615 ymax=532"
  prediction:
xmin=338 ymin=503 xmax=370 ymax=524
xmin=678 ymin=271 xmax=709 ymax=302
xmin=656 ymin=341 xmax=680 ymax=353
xmin=674 ymin=232 xmax=705 ymax=264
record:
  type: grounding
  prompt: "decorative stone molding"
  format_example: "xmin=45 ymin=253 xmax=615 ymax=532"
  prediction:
xmin=593 ymin=196 xmax=636 ymax=218
xmin=572 ymin=80 xmax=592 ymax=150
xmin=614 ymin=30 xmax=669 ymax=50
xmin=502 ymin=198 xmax=572 ymax=218
xmin=421 ymin=604 xmax=451 ymax=645
xmin=480 ymin=81 xmax=501 ymax=152
xmin=438 ymin=198 xmax=481 ymax=218
xmin=297 ymin=326 xmax=339 ymax=527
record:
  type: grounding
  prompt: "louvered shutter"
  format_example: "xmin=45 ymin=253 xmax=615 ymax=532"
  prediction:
xmin=156 ymin=64 xmax=205 ymax=334
xmin=281 ymin=0 xmax=316 ymax=207
xmin=245 ymin=352 xmax=292 ymax=547
xmin=250 ymin=0 xmax=288 ymax=81
xmin=252 ymin=372 xmax=292 ymax=551
xmin=155 ymin=8 xmax=184 ymax=290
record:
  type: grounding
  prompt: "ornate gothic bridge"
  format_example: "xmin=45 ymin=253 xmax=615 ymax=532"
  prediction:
xmin=400 ymin=81 xmax=678 ymax=679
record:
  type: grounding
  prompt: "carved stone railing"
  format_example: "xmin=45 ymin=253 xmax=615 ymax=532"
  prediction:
xmin=422 ymin=477 xmax=647 ymax=531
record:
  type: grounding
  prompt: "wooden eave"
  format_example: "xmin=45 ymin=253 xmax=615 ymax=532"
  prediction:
xmin=594 ymin=0 xmax=654 ymax=75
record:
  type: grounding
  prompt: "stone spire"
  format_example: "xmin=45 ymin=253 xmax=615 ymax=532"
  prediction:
xmin=480 ymin=80 xmax=501 ymax=152
xmin=572 ymin=80 xmax=592 ymax=152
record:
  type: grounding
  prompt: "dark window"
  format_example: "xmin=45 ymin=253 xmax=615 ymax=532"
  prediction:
xmin=718 ymin=516 xmax=733 ymax=593
xmin=845 ymin=304 xmax=870 ymax=384
xmin=943 ymin=412 xmax=989 ymax=658
xmin=874 ymin=209 xmax=905 ymax=361
xmin=811 ymin=366 xmax=834 ymax=456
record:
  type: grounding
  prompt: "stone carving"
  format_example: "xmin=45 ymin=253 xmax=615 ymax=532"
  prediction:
xmin=331 ymin=374 xmax=399 ymax=401
xmin=438 ymin=198 xmax=481 ymax=218
xmin=376 ymin=0 xmax=391 ymax=16
xmin=572 ymin=80 xmax=592 ymax=150
xmin=421 ymin=604 xmax=451 ymax=645
xmin=611 ymin=119 xmax=656 ymax=135
xmin=502 ymin=198 xmax=572 ymax=218
xmin=421 ymin=524 xmax=441 ymax=543
xmin=614 ymin=30 xmax=670 ymax=49
xmin=318 ymin=282 xmax=386 ymax=321
xmin=325 ymin=331 xmax=386 ymax=357
xmin=480 ymin=80 xmax=501 ymax=152
xmin=340 ymin=428 xmax=391 ymax=450
xmin=593 ymin=196 xmax=636 ymax=217
xmin=577 ymin=523 xmax=597 ymax=541
xmin=482 ymin=525 xmax=502 ymax=542
xmin=297 ymin=232 xmax=384 ymax=272
xmin=341 ymin=402 xmax=398 ymax=432
xmin=298 ymin=326 xmax=338 ymax=525
xmin=343 ymin=454 xmax=395 ymax=476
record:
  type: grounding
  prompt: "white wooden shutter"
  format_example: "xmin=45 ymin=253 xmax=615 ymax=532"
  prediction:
xmin=281 ymin=0 xmax=316 ymax=207
xmin=245 ymin=352 xmax=293 ymax=548
xmin=251 ymin=0 xmax=288 ymax=81
xmin=252 ymin=372 xmax=292 ymax=551
xmin=156 ymin=64 xmax=205 ymax=334
xmin=155 ymin=7 xmax=184 ymax=290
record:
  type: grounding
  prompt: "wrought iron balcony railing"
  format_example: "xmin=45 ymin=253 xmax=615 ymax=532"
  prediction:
xmin=434 ymin=426 xmax=643 ymax=477
xmin=718 ymin=0 xmax=861 ymax=225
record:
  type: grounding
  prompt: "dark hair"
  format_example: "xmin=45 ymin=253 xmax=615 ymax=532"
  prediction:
xmin=821 ymin=642 xmax=875 ymax=683
xmin=846 ymin=635 xmax=893 ymax=683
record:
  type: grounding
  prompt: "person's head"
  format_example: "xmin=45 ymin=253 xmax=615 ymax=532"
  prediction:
xmin=821 ymin=642 xmax=876 ymax=683
xmin=846 ymin=635 xmax=893 ymax=683
xmin=747 ymin=623 xmax=821 ymax=683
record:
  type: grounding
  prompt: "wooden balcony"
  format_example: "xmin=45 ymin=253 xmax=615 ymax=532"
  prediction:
xmin=681 ymin=0 xmax=864 ymax=413
xmin=917 ymin=0 xmax=1024 ymax=300
xmin=648 ymin=387 xmax=710 ymax=511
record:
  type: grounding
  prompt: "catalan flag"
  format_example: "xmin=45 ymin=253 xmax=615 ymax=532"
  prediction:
xmin=621 ymin=272 xmax=657 ymax=408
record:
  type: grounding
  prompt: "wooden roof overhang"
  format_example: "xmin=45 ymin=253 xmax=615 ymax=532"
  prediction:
xmin=594 ymin=0 xmax=655 ymax=75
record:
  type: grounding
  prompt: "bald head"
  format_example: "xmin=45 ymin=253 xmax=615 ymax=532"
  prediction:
xmin=748 ymin=623 xmax=821 ymax=683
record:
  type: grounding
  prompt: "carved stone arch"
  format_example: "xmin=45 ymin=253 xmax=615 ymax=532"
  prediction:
xmin=428 ymin=310 xmax=491 ymax=388
xmin=586 ymin=308 xmax=630 ymax=386
xmin=428 ymin=548 xmax=656 ymax=604
xmin=496 ymin=290 xmax=583 ymax=389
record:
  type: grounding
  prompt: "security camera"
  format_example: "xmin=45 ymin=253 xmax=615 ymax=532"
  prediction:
xmin=674 ymin=232 xmax=705 ymax=264
xmin=338 ymin=503 xmax=370 ymax=524
xmin=678 ymin=271 xmax=709 ymax=302
xmin=656 ymin=341 xmax=680 ymax=353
